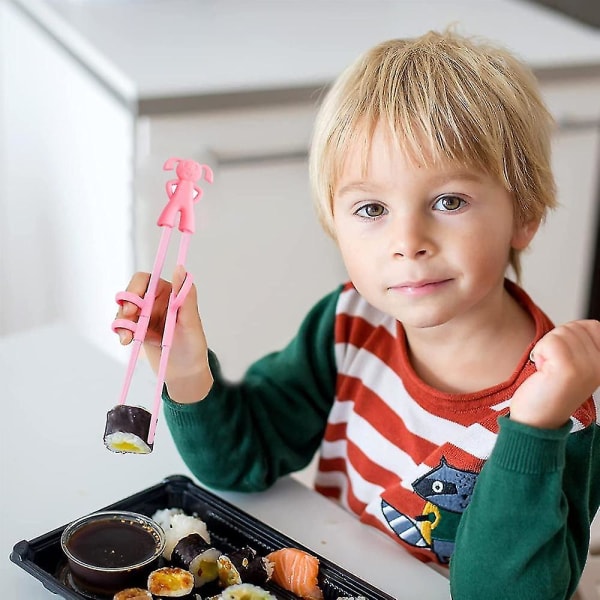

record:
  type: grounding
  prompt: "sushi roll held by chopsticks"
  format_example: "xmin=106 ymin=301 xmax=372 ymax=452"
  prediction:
xmin=103 ymin=405 xmax=153 ymax=454
xmin=106 ymin=158 xmax=213 ymax=455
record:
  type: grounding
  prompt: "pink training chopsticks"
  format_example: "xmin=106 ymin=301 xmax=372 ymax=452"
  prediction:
xmin=103 ymin=157 xmax=213 ymax=454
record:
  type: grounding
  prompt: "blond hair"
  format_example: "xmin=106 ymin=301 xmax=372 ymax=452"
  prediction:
xmin=309 ymin=30 xmax=556 ymax=280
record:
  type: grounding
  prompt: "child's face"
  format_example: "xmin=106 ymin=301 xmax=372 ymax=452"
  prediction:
xmin=331 ymin=122 xmax=535 ymax=332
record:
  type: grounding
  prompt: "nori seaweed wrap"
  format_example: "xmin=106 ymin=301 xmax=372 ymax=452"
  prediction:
xmin=104 ymin=405 xmax=153 ymax=454
xmin=217 ymin=546 xmax=272 ymax=587
xmin=171 ymin=533 xmax=221 ymax=587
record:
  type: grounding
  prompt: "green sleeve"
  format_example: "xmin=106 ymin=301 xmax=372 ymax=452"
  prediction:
xmin=162 ymin=286 xmax=341 ymax=492
xmin=450 ymin=416 xmax=600 ymax=600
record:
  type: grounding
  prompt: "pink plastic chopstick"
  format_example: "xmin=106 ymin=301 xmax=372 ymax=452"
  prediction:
xmin=111 ymin=157 xmax=213 ymax=445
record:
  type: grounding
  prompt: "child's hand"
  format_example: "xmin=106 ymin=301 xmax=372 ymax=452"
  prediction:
xmin=114 ymin=266 xmax=213 ymax=403
xmin=510 ymin=320 xmax=600 ymax=429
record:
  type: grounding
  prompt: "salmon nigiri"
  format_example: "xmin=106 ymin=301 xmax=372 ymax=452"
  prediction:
xmin=265 ymin=548 xmax=323 ymax=600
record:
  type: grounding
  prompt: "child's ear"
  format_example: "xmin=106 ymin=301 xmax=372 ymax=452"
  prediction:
xmin=511 ymin=218 xmax=540 ymax=250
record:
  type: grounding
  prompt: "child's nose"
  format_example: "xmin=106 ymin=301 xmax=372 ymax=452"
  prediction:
xmin=390 ymin=214 xmax=433 ymax=259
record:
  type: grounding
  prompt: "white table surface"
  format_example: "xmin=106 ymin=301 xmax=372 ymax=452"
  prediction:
xmin=9 ymin=0 xmax=600 ymax=105
xmin=1 ymin=323 xmax=451 ymax=599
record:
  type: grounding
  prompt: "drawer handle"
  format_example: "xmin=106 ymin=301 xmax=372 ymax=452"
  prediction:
xmin=214 ymin=149 xmax=308 ymax=167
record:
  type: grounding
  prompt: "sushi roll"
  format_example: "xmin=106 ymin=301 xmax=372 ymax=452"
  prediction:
xmin=113 ymin=589 xmax=153 ymax=600
xmin=265 ymin=548 xmax=323 ymax=600
xmin=147 ymin=566 xmax=194 ymax=597
xmin=215 ymin=583 xmax=277 ymax=600
xmin=161 ymin=513 xmax=211 ymax=561
xmin=171 ymin=532 xmax=221 ymax=587
xmin=217 ymin=546 xmax=272 ymax=587
xmin=104 ymin=405 xmax=153 ymax=454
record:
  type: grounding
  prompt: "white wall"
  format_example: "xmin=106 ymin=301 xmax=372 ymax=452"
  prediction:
xmin=0 ymin=3 xmax=135 ymax=359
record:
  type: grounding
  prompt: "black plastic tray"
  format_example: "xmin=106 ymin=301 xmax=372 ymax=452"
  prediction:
xmin=11 ymin=474 xmax=395 ymax=600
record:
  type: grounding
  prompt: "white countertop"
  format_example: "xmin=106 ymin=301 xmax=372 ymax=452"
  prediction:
xmin=1 ymin=323 xmax=451 ymax=599
xmin=9 ymin=0 xmax=600 ymax=108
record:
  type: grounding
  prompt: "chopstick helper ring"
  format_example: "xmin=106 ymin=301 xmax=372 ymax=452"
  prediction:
xmin=104 ymin=157 xmax=214 ymax=454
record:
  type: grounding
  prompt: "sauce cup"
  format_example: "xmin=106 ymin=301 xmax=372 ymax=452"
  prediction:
xmin=60 ymin=510 xmax=165 ymax=594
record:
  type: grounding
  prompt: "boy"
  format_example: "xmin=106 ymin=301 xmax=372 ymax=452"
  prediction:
xmin=115 ymin=31 xmax=600 ymax=599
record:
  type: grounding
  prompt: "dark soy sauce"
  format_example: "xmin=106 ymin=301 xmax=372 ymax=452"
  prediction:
xmin=67 ymin=520 xmax=158 ymax=568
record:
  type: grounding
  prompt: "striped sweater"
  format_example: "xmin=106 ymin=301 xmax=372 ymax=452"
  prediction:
xmin=315 ymin=281 xmax=599 ymax=565
xmin=164 ymin=280 xmax=600 ymax=599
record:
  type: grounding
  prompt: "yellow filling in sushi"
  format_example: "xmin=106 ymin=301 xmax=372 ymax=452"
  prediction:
xmin=198 ymin=559 xmax=218 ymax=581
xmin=110 ymin=440 xmax=146 ymax=453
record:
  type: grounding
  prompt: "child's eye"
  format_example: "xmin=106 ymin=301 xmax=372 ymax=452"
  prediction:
xmin=433 ymin=195 xmax=466 ymax=211
xmin=355 ymin=203 xmax=387 ymax=219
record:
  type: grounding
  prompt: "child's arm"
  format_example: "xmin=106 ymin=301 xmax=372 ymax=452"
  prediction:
xmin=162 ymin=288 xmax=340 ymax=491
xmin=451 ymin=318 xmax=600 ymax=599
xmin=510 ymin=319 xmax=600 ymax=429
xmin=115 ymin=265 xmax=213 ymax=403
xmin=451 ymin=415 xmax=600 ymax=599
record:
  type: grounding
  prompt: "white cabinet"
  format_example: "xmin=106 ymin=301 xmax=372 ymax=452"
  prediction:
xmin=134 ymin=106 xmax=347 ymax=378
xmin=522 ymin=74 xmax=600 ymax=325
xmin=133 ymin=79 xmax=600 ymax=379
xmin=132 ymin=77 xmax=600 ymax=373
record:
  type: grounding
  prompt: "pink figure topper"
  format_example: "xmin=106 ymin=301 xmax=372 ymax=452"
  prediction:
xmin=106 ymin=158 xmax=213 ymax=453
xmin=159 ymin=157 xmax=213 ymax=233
